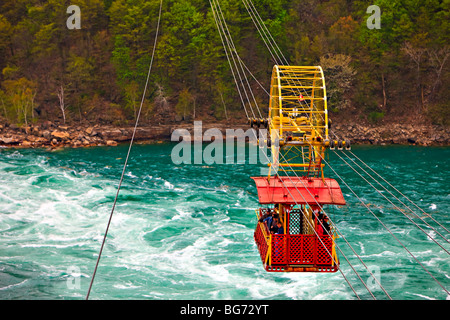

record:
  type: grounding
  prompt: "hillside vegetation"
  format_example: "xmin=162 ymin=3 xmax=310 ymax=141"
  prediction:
xmin=0 ymin=0 xmax=448 ymax=127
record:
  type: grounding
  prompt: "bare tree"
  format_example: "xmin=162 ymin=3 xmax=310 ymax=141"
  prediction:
xmin=319 ymin=53 xmax=356 ymax=110
xmin=155 ymin=83 xmax=169 ymax=114
xmin=219 ymin=90 xmax=228 ymax=120
xmin=57 ymin=85 xmax=68 ymax=124
xmin=401 ymin=42 xmax=427 ymax=110
xmin=427 ymin=46 xmax=450 ymax=98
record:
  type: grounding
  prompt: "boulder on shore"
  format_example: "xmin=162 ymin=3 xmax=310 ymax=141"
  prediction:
xmin=51 ymin=130 xmax=70 ymax=140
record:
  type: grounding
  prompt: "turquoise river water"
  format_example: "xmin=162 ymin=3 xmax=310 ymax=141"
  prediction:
xmin=0 ymin=143 xmax=448 ymax=300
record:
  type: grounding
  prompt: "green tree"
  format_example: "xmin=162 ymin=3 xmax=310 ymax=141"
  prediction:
xmin=2 ymin=77 xmax=37 ymax=125
xmin=0 ymin=14 xmax=13 ymax=64
xmin=175 ymin=88 xmax=194 ymax=119
xmin=320 ymin=54 xmax=356 ymax=111
xmin=66 ymin=54 xmax=95 ymax=121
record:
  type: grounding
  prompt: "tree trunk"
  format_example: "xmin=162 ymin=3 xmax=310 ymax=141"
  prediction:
xmin=219 ymin=90 xmax=228 ymax=120
xmin=57 ymin=85 xmax=66 ymax=124
xmin=421 ymin=86 xmax=425 ymax=112
xmin=381 ymin=73 xmax=386 ymax=110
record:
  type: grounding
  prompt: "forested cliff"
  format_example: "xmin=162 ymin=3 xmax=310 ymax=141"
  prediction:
xmin=0 ymin=0 xmax=448 ymax=128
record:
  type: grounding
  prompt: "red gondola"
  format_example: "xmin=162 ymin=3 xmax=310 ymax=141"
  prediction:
xmin=251 ymin=65 xmax=347 ymax=272
xmin=252 ymin=177 xmax=345 ymax=272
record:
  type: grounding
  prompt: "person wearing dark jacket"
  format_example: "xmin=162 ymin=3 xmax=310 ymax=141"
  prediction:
xmin=275 ymin=221 xmax=284 ymax=234
xmin=322 ymin=215 xmax=331 ymax=235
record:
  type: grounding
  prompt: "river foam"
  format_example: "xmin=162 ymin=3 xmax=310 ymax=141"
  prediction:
xmin=0 ymin=144 xmax=448 ymax=300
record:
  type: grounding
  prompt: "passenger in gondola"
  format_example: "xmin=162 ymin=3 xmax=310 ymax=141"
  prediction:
xmin=322 ymin=215 xmax=331 ymax=236
xmin=259 ymin=208 xmax=271 ymax=222
xmin=312 ymin=207 xmax=321 ymax=223
xmin=263 ymin=212 xmax=275 ymax=232
xmin=274 ymin=203 xmax=279 ymax=215
xmin=275 ymin=221 xmax=284 ymax=234
xmin=315 ymin=218 xmax=324 ymax=236
xmin=269 ymin=214 xmax=279 ymax=233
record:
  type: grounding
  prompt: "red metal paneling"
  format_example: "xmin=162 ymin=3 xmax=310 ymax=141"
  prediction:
xmin=254 ymin=225 xmax=338 ymax=272
xmin=267 ymin=234 xmax=333 ymax=266
xmin=254 ymin=224 xmax=268 ymax=263
xmin=302 ymin=235 xmax=315 ymax=264
xmin=316 ymin=235 xmax=333 ymax=265
xmin=251 ymin=176 xmax=346 ymax=205
xmin=271 ymin=235 xmax=287 ymax=264
xmin=288 ymin=235 xmax=303 ymax=264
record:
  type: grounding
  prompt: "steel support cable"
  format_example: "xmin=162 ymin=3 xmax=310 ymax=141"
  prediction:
xmin=242 ymin=0 xmax=309 ymax=105
xmin=239 ymin=1 xmax=387 ymax=298
xmin=334 ymin=151 xmax=450 ymax=255
xmin=211 ymin=0 xmax=262 ymax=119
xmin=212 ymin=0 xmax=257 ymax=120
xmin=251 ymin=131 xmax=378 ymax=299
xmin=215 ymin=1 xmax=371 ymax=299
xmin=242 ymin=0 xmax=312 ymax=107
xmin=348 ymin=150 xmax=450 ymax=234
xmin=215 ymin=0 xmax=263 ymax=120
xmin=242 ymin=0 xmax=445 ymax=297
xmin=242 ymin=0 xmax=281 ymax=66
xmin=317 ymin=123 xmax=449 ymax=243
xmin=245 ymin=0 xmax=287 ymax=66
xmin=320 ymin=153 xmax=450 ymax=296
xmin=242 ymin=0 xmax=324 ymax=124
xmin=275 ymin=151 xmax=391 ymax=300
xmin=245 ymin=0 xmax=341 ymax=133
xmin=244 ymin=0 xmax=341 ymax=138
xmin=210 ymin=0 xmax=251 ymax=118
xmin=236 ymin=55 xmax=270 ymax=96
xmin=234 ymin=93 xmax=365 ymax=297
xmin=85 ymin=0 xmax=163 ymax=300
xmin=313 ymin=124 xmax=449 ymax=245
xmin=342 ymin=150 xmax=450 ymax=245
xmin=314 ymin=126 xmax=449 ymax=242
xmin=247 ymin=0 xmax=446 ymax=249
xmin=209 ymin=0 xmax=249 ymax=119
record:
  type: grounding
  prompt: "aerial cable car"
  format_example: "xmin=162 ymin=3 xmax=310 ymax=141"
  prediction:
xmin=252 ymin=65 xmax=346 ymax=272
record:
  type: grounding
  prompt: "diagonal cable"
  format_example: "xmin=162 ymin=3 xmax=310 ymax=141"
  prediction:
xmin=85 ymin=0 xmax=163 ymax=300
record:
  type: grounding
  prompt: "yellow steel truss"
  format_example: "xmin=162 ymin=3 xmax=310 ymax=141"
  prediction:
xmin=267 ymin=65 xmax=329 ymax=178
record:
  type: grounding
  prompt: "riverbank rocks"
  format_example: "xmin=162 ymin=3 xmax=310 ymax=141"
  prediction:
xmin=332 ymin=123 xmax=449 ymax=146
xmin=106 ymin=140 xmax=118 ymax=146
xmin=0 ymin=121 xmax=448 ymax=149
xmin=99 ymin=128 xmax=127 ymax=141
xmin=51 ymin=130 xmax=70 ymax=140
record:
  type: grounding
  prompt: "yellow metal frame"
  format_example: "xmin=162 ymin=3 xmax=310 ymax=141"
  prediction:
xmin=255 ymin=210 xmax=271 ymax=265
xmin=331 ymin=235 xmax=339 ymax=267
xmin=268 ymin=65 xmax=328 ymax=178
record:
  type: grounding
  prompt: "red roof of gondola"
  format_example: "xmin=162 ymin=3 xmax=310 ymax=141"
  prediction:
xmin=251 ymin=176 xmax=346 ymax=205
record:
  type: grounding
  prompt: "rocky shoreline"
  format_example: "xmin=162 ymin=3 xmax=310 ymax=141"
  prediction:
xmin=331 ymin=123 xmax=450 ymax=146
xmin=0 ymin=122 xmax=170 ymax=150
xmin=0 ymin=121 xmax=448 ymax=150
